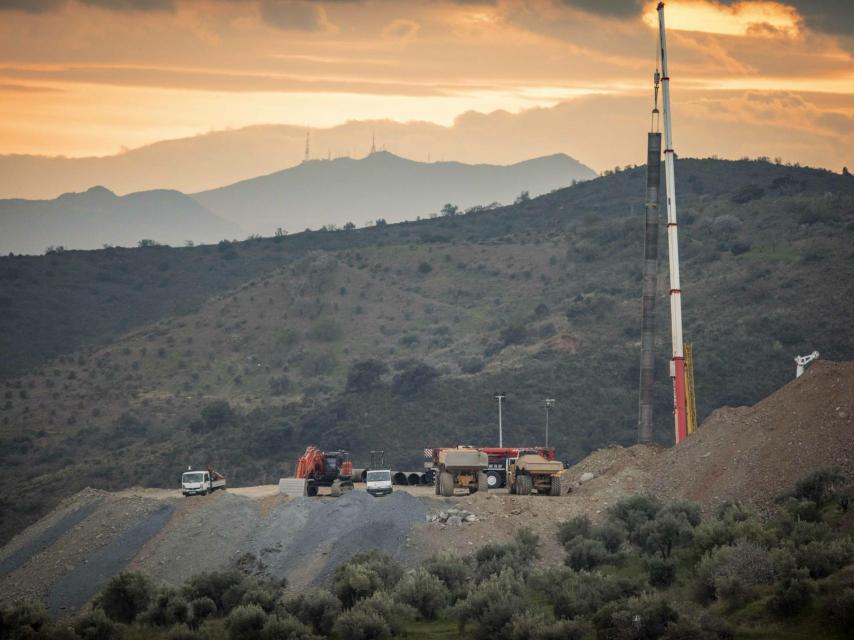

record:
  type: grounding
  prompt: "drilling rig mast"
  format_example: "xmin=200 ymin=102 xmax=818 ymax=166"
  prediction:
xmin=657 ymin=2 xmax=689 ymax=444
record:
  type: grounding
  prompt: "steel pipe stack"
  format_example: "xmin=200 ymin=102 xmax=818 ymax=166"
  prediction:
xmin=638 ymin=131 xmax=662 ymax=444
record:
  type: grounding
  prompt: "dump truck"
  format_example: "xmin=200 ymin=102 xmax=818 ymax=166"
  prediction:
xmin=434 ymin=447 xmax=489 ymax=497
xmin=181 ymin=466 xmax=226 ymax=496
xmin=279 ymin=446 xmax=354 ymax=497
xmin=507 ymin=452 xmax=570 ymax=496
xmin=426 ymin=446 xmax=554 ymax=488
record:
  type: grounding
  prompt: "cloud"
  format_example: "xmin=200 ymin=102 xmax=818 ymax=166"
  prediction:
xmin=0 ymin=0 xmax=63 ymax=11
xmin=260 ymin=0 xmax=334 ymax=31
xmin=556 ymin=0 xmax=643 ymax=18
xmin=382 ymin=18 xmax=419 ymax=42
xmin=80 ymin=0 xmax=175 ymax=10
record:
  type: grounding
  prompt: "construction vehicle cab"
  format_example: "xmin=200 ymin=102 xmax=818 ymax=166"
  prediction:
xmin=434 ymin=447 xmax=489 ymax=497
xmin=182 ymin=466 xmax=226 ymax=496
xmin=279 ymin=446 xmax=355 ymax=497
xmin=507 ymin=452 xmax=570 ymax=497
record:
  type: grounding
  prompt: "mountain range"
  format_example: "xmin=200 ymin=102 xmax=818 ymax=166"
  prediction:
xmin=0 ymin=152 xmax=596 ymax=254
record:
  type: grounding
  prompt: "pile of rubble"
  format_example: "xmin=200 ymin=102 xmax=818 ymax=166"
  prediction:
xmin=426 ymin=508 xmax=478 ymax=526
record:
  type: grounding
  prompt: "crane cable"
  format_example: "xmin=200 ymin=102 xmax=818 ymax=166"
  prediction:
xmin=651 ymin=27 xmax=661 ymax=134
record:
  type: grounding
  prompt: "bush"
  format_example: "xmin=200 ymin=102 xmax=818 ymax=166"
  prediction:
xmin=241 ymin=587 xmax=279 ymax=613
xmin=565 ymin=536 xmax=615 ymax=571
xmin=141 ymin=588 xmax=189 ymax=627
xmin=333 ymin=607 xmax=390 ymax=640
xmin=225 ymin=604 xmax=267 ymax=640
xmin=473 ymin=529 xmax=539 ymax=582
xmin=593 ymin=522 xmax=626 ymax=553
xmin=308 ymin=318 xmax=342 ymax=342
xmin=283 ymin=589 xmax=341 ymax=635
xmin=793 ymin=466 xmax=845 ymax=506
xmin=543 ymin=570 xmax=642 ymax=619
xmin=199 ymin=401 xmax=235 ymax=431
xmin=188 ymin=597 xmax=215 ymax=628
xmin=0 ymin=600 xmax=51 ymax=637
xmin=417 ymin=262 xmax=433 ymax=274
xmin=638 ymin=511 xmax=696 ymax=559
xmin=183 ymin=570 xmax=246 ymax=614
xmin=794 ymin=538 xmax=854 ymax=578
xmin=422 ymin=554 xmax=471 ymax=599
xmin=346 ymin=360 xmax=388 ymax=392
xmin=260 ymin=614 xmax=319 ymax=640
xmin=608 ymin=494 xmax=662 ymax=543
xmin=395 ymin=568 xmax=448 ymax=619
xmin=593 ymin=596 xmax=678 ymax=640
xmin=648 ymin=557 xmax=676 ymax=588
xmin=98 ymin=571 xmax=154 ymax=623
xmin=74 ymin=609 xmax=122 ymax=640
xmin=350 ymin=592 xmax=415 ymax=635
xmin=452 ymin=569 xmax=526 ymax=639
xmin=164 ymin=624 xmax=204 ymax=640
xmin=824 ymin=588 xmax=854 ymax=634
xmin=557 ymin=515 xmax=592 ymax=546
xmin=766 ymin=569 xmax=815 ymax=617
xmin=508 ymin=609 xmax=584 ymax=640
xmin=460 ymin=358 xmax=484 ymax=374
xmin=391 ymin=363 xmax=438 ymax=397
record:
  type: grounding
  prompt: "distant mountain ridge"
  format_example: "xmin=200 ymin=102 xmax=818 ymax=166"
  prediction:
xmin=0 ymin=187 xmax=241 ymax=255
xmin=193 ymin=151 xmax=596 ymax=235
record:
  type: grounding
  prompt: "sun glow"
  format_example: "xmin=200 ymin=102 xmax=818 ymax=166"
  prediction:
xmin=642 ymin=1 xmax=800 ymax=37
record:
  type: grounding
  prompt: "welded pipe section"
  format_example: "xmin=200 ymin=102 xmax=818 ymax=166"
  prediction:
xmin=407 ymin=473 xmax=421 ymax=486
xmin=392 ymin=472 xmax=408 ymax=485
xmin=638 ymin=131 xmax=662 ymax=444
xmin=658 ymin=2 xmax=688 ymax=444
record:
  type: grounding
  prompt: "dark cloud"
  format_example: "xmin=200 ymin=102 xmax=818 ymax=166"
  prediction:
xmin=712 ymin=0 xmax=854 ymax=36
xmin=260 ymin=0 xmax=330 ymax=30
xmin=555 ymin=0 xmax=643 ymax=18
xmin=80 ymin=0 xmax=175 ymax=10
xmin=0 ymin=0 xmax=63 ymax=11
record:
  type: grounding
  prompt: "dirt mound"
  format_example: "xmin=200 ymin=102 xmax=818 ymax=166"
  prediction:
xmin=648 ymin=360 xmax=853 ymax=515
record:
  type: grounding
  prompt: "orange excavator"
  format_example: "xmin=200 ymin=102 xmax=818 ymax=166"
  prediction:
xmin=279 ymin=446 xmax=355 ymax=497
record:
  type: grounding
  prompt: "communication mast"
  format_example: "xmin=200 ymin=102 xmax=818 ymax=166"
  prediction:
xmin=657 ymin=2 xmax=689 ymax=444
xmin=304 ymin=128 xmax=310 ymax=163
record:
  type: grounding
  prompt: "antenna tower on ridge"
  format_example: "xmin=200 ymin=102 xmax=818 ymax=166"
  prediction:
xmin=370 ymin=132 xmax=376 ymax=155
xmin=304 ymin=129 xmax=310 ymax=162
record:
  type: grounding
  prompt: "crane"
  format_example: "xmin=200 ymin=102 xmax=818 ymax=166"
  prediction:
xmin=657 ymin=2 xmax=690 ymax=445
xmin=794 ymin=351 xmax=819 ymax=378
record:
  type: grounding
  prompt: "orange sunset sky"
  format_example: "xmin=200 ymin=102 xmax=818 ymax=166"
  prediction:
xmin=1 ymin=0 xmax=852 ymax=190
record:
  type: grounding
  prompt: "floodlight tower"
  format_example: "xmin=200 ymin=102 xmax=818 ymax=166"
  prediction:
xmin=657 ymin=2 xmax=688 ymax=444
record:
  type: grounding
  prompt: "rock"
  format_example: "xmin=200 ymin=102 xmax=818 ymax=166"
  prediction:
xmin=464 ymin=514 xmax=478 ymax=523
xmin=580 ymin=472 xmax=595 ymax=483
xmin=446 ymin=516 xmax=463 ymax=527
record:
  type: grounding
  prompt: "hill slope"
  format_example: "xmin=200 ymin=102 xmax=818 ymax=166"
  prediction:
xmin=192 ymin=151 xmax=596 ymax=234
xmin=0 ymin=158 xmax=852 ymax=545
xmin=0 ymin=187 xmax=241 ymax=255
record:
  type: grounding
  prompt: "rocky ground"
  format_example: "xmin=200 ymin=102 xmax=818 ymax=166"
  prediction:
xmin=0 ymin=361 xmax=850 ymax=615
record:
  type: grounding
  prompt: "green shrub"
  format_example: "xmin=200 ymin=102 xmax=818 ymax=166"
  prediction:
xmin=74 ymin=609 xmax=123 ymax=640
xmin=593 ymin=521 xmax=626 ymax=553
xmin=333 ymin=552 xmax=402 ymax=607
xmin=648 ymin=557 xmax=676 ymax=588
xmin=198 ymin=400 xmax=235 ymax=431
xmin=350 ymin=592 xmax=415 ymax=635
xmin=141 ymin=588 xmax=188 ymax=626
xmin=395 ymin=568 xmax=448 ymax=619
xmin=333 ymin=607 xmax=390 ymax=640
xmin=593 ymin=596 xmax=678 ymax=640
xmin=283 ymin=589 xmax=341 ymax=635
xmin=345 ymin=360 xmax=388 ymax=392
xmin=182 ymin=569 xmax=245 ymax=614
xmin=638 ymin=512 xmax=696 ymax=559
xmin=557 ymin=515 xmax=592 ymax=546
xmin=608 ymin=494 xmax=662 ymax=543
xmin=452 ymin=569 xmax=526 ymax=639
xmin=0 ymin=600 xmax=51 ymax=637
xmin=241 ymin=587 xmax=279 ymax=613
xmin=473 ymin=529 xmax=540 ymax=581
xmin=565 ymin=536 xmax=615 ymax=570
xmin=766 ymin=569 xmax=815 ymax=617
xmin=98 ymin=571 xmax=154 ymax=623
xmin=225 ymin=604 xmax=267 ymax=640
xmin=543 ymin=570 xmax=641 ymax=619
xmin=188 ymin=597 xmax=215 ymax=628
xmin=308 ymin=318 xmax=342 ymax=342
xmin=661 ymin=615 xmax=734 ymax=640
xmin=164 ymin=624 xmax=204 ymax=640
xmin=823 ymin=588 xmax=854 ymax=634
xmin=422 ymin=553 xmax=470 ymax=598
xmin=793 ymin=466 xmax=845 ymax=506
xmin=508 ymin=609 xmax=584 ymax=640
xmin=794 ymin=538 xmax=854 ymax=578
xmin=260 ymin=614 xmax=319 ymax=640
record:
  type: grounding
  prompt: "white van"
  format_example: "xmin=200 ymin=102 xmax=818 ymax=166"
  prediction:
xmin=182 ymin=468 xmax=226 ymax=496
xmin=366 ymin=470 xmax=393 ymax=497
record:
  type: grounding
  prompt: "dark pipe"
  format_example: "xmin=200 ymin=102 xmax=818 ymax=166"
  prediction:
xmin=393 ymin=472 xmax=408 ymax=485
xmin=407 ymin=473 xmax=420 ymax=486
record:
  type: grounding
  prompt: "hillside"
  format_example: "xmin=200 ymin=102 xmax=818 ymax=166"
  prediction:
xmin=0 ymin=361 xmax=849 ymax=616
xmin=192 ymin=151 xmax=596 ymax=235
xmin=0 ymin=158 xmax=852 ymax=545
xmin=0 ymin=187 xmax=241 ymax=255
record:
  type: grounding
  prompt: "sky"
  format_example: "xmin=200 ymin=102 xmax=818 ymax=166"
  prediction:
xmin=0 ymin=0 xmax=852 ymax=177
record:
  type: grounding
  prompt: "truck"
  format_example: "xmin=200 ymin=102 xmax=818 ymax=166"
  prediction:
xmin=433 ymin=447 xmax=489 ymax=497
xmin=279 ymin=446 xmax=355 ymax=497
xmin=181 ymin=466 xmax=226 ymax=496
xmin=427 ymin=446 xmax=555 ymax=489
xmin=507 ymin=452 xmax=570 ymax=496
xmin=366 ymin=469 xmax=393 ymax=496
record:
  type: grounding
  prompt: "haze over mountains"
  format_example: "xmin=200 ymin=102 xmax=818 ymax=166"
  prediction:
xmin=0 ymin=152 xmax=595 ymax=254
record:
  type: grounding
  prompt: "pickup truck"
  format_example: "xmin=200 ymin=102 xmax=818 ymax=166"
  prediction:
xmin=366 ymin=469 xmax=393 ymax=497
xmin=181 ymin=467 xmax=226 ymax=496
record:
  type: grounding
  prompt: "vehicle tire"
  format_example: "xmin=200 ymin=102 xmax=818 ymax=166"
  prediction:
xmin=307 ymin=483 xmax=318 ymax=497
xmin=434 ymin=478 xmax=440 ymax=495
xmin=486 ymin=471 xmax=502 ymax=489
xmin=439 ymin=471 xmax=455 ymax=497
xmin=477 ymin=471 xmax=489 ymax=493
xmin=516 ymin=475 xmax=532 ymax=496
xmin=549 ymin=477 xmax=561 ymax=497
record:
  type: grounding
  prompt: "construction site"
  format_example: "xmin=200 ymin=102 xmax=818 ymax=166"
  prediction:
xmin=1 ymin=3 xmax=853 ymax=639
